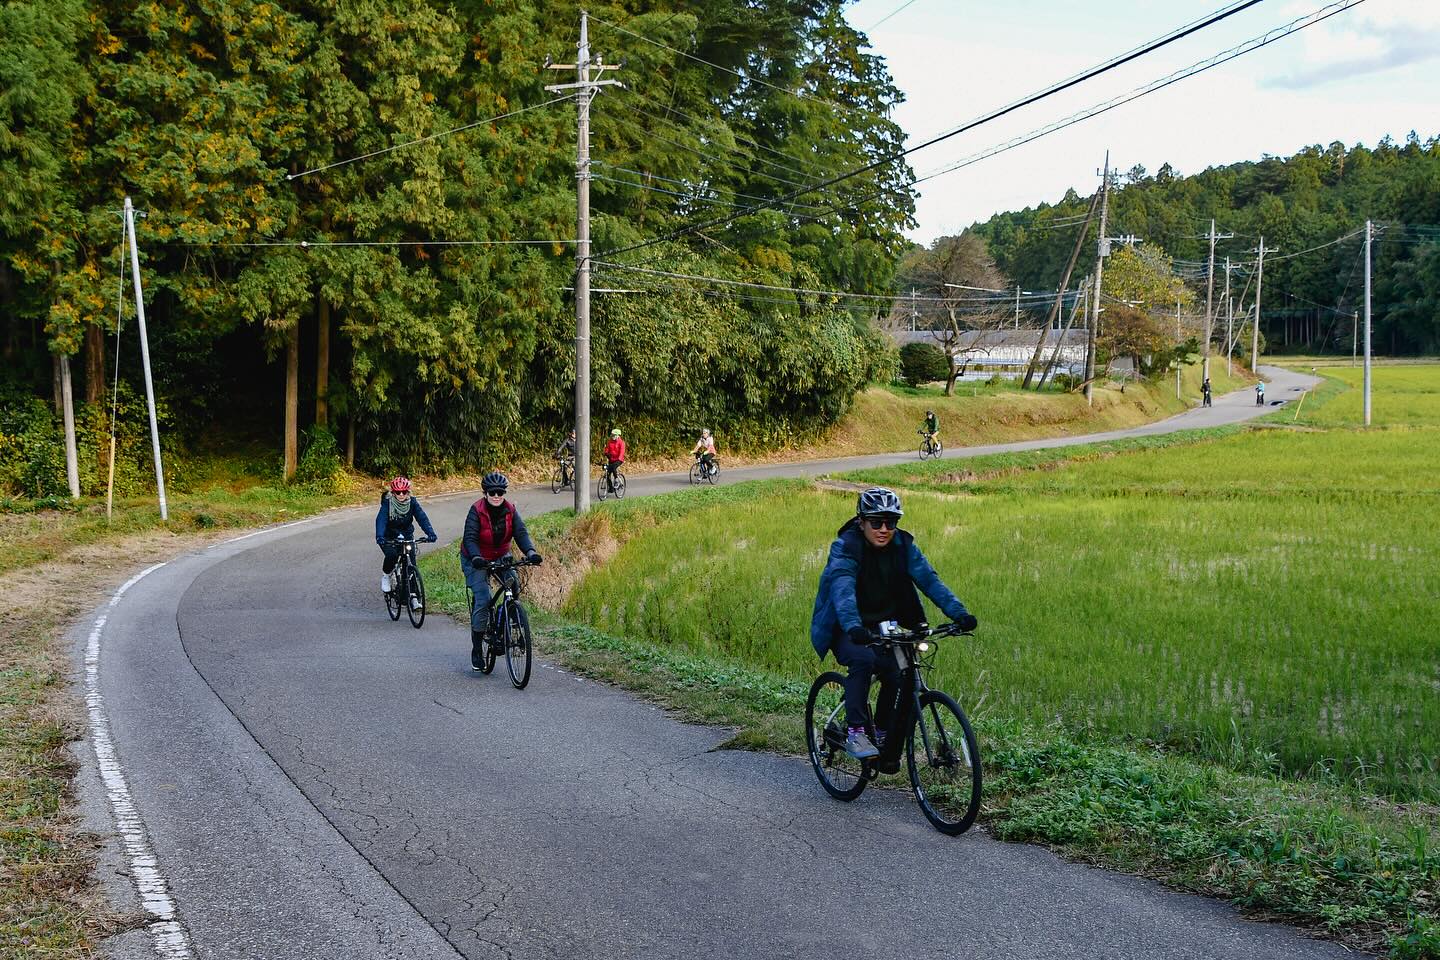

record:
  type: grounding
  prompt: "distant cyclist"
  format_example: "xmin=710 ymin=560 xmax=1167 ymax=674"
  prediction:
xmin=691 ymin=428 xmax=717 ymax=477
xmin=922 ymin=409 xmax=939 ymax=447
xmin=460 ymin=472 xmax=542 ymax=671
xmin=603 ymin=428 xmax=626 ymax=493
xmin=375 ymin=476 xmax=438 ymax=595
xmin=809 ymin=487 xmax=976 ymax=760
xmin=1202 ymin=376 xmax=1213 ymax=407
xmin=1255 ymin=380 xmax=1265 ymax=406
xmin=555 ymin=428 xmax=577 ymax=486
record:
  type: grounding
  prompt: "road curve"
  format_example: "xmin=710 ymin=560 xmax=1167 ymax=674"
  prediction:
xmin=79 ymin=367 xmax=1347 ymax=960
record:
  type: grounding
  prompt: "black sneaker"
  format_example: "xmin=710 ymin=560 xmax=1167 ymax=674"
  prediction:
xmin=470 ymin=631 xmax=485 ymax=671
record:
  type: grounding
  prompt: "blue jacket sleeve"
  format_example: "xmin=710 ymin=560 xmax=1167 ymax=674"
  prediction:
xmin=824 ymin=537 xmax=863 ymax=633
xmin=511 ymin=509 xmax=537 ymax=556
xmin=375 ymin=498 xmax=387 ymax=543
xmin=412 ymin=500 xmax=437 ymax=539
xmin=906 ymin=540 xmax=968 ymax=622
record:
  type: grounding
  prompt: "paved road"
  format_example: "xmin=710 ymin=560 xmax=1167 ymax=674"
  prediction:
xmin=80 ymin=367 xmax=1348 ymax=960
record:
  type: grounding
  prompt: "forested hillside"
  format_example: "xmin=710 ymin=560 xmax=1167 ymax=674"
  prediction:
xmin=1 ymin=0 xmax=912 ymax=487
xmin=971 ymin=137 xmax=1440 ymax=355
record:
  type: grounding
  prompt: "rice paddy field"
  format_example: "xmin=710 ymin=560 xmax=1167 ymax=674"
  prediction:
xmin=566 ymin=374 xmax=1440 ymax=803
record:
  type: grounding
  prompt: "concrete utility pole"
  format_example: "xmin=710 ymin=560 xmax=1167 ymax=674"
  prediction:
xmin=911 ymin=288 xmax=918 ymax=332
xmin=1223 ymin=257 xmax=1232 ymax=377
xmin=1252 ymin=236 xmax=1270 ymax=374
xmin=1203 ymin=218 xmax=1234 ymax=383
xmin=1084 ymin=153 xmax=1111 ymax=406
xmin=123 ymin=196 xmax=168 ymax=520
xmin=546 ymin=11 xmax=621 ymax=513
xmin=59 ymin=354 xmax=80 ymax=497
xmin=1352 ymin=310 xmax=1358 ymax=367
xmin=1363 ymin=219 xmax=1372 ymax=425
xmin=1014 ymin=284 xmax=1021 ymax=330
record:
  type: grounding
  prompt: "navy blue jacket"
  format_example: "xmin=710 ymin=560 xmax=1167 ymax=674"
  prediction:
xmin=809 ymin=519 xmax=969 ymax=657
xmin=375 ymin=493 xmax=437 ymax=544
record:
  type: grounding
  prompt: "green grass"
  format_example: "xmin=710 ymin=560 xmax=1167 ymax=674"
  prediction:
xmin=1285 ymin=365 xmax=1440 ymax=427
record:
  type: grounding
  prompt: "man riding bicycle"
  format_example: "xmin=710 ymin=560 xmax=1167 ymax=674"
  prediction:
xmin=376 ymin=477 xmax=438 ymax=605
xmin=603 ymin=428 xmax=626 ymax=493
xmin=923 ymin=409 xmax=939 ymax=446
xmin=809 ymin=487 xmax=977 ymax=760
xmin=555 ymin=429 xmax=577 ymax=486
xmin=691 ymin=428 xmax=717 ymax=477
xmin=460 ymin=471 xmax=542 ymax=671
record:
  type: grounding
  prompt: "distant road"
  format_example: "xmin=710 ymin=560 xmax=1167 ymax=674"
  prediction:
xmin=82 ymin=365 xmax=1344 ymax=960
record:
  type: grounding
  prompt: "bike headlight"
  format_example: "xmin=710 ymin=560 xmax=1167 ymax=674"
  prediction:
xmin=917 ymin=642 xmax=930 ymax=653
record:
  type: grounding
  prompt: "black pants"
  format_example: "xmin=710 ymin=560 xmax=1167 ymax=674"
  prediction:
xmin=830 ymin=632 xmax=902 ymax=731
xmin=605 ymin=459 xmax=622 ymax=489
xmin=381 ymin=542 xmax=403 ymax=573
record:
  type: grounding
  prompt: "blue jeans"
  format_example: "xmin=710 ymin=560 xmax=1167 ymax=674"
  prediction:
xmin=830 ymin=632 xmax=902 ymax=730
xmin=461 ymin=559 xmax=518 ymax=633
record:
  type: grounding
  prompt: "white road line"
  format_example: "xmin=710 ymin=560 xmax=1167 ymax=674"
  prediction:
xmin=212 ymin=515 xmax=321 ymax=548
xmin=85 ymin=563 xmax=195 ymax=960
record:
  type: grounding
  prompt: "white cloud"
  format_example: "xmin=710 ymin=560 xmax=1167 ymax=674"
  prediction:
xmin=1263 ymin=0 xmax=1440 ymax=88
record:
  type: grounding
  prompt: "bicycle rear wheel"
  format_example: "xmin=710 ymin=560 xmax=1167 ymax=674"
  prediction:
xmin=805 ymin=672 xmax=868 ymax=801
xmin=385 ymin=561 xmax=403 ymax=621
xmin=504 ymin=602 xmax=533 ymax=689
xmin=907 ymin=690 xmax=981 ymax=835
xmin=931 ymin=439 xmax=943 ymax=457
xmin=705 ymin=460 xmax=718 ymax=484
xmin=406 ymin=565 xmax=426 ymax=628
xmin=613 ymin=472 xmax=627 ymax=499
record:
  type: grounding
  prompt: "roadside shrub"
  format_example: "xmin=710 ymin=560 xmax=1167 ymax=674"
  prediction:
xmin=293 ymin=425 xmax=344 ymax=491
xmin=898 ymin=341 xmax=950 ymax=387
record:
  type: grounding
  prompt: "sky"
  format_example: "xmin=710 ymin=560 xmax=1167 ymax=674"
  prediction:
xmin=842 ymin=0 xmax=1440 ymax=244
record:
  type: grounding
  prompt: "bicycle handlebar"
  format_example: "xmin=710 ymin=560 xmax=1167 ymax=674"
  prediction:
xmin=864 ymin=622 xmax=972 ymax=647
xmin=470 ymin=554 xmax=540 ymax=572
xmin=381 ymin=536 xmax=436 ymax=546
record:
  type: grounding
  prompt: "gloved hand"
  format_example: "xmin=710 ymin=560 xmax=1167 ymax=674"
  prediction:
xmin=528 ymin=552 xmax=543 ymax=566
xmin=847 ymin=625 xmax=871 ymax=647
xmin=375 ymin=537 xmax=384 ymax=547
xmin=955 ymin=613 xmax=979 ymax=632
xmin=426 ymin=535 xmax=438 ymax=543
xmin=470 ymin=555 xmax=487 ymax=570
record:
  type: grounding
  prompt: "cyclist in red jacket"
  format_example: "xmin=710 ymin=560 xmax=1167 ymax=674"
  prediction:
xmin=603 ymin=428 xmax=626 ymax=493
xmin=460 ymin=472 xmax=541 ymax=671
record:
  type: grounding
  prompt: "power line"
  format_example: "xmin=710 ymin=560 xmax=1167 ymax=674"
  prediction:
xmin=287 ymin=96 xmax=575 ymax=181
xmin=203 ymin=238 xmax=575 ymax=248
xmin=601 ymin=0 xmax=1290 ymax=260
xmin=868 ymin=0 xmax=923 ymax=30
xmin=596 ymin=164 xmax=833 ymax=213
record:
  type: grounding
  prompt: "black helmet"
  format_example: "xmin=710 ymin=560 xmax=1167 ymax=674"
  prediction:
xmin=856 ymin=487 xmax=903 ymax=517
xmin=482 ymin=471 xmax=509 ymax=495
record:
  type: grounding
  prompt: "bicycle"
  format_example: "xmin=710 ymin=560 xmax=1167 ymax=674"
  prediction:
xmin=805 ymin=621 xmax=981 ymax=835
xmin=381 ymin=536 xmax=434 ymax=629
xmin=552 ymin=456 xmax=575 ymax=494
xmin=597 ymin=463 xmax=627 ymax=501
xmin=466 ymin=554 xmax=540 ymax=689
xmin=688 ymin=453 xmax=719 ymax=485
xmin=917 ymin=429 xmax=943 ymax=460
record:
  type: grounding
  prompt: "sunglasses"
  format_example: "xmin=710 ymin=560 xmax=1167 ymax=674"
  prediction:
xmin=484 ymin=489 xmax=506 ymax=498
xmin=863 ymin=517 xmax=899 ymax=531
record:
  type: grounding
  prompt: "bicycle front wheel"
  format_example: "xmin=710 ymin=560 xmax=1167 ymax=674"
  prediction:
xmin=505 ymin=602 xmax=533 ymax=689
xmin=406 ymin=565 xmax=426 ymax=629
xmin=596 ymin=473 xmax=609 ymax=501
xmin=385 ymin=565 xmax=403 ymax=621
xmin=907 ymin=690 xmax=981 ymax=835
xmin=805 ymin=672 xmax=867 ymax=801
xmin=551 ymin=467 xmax=564 ymax=494
xmin=689 ymin=462 xmax=702 ymax=485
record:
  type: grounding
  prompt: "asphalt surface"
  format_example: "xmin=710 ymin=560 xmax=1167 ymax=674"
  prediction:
xmin=78 ymin=367 xmax=1351 ymax=960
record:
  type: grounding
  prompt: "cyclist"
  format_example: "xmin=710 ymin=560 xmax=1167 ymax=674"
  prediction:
xmin=1255 ymin=380 xmax=1265 ymax=405
xmin=460 ymin=471 xmax=542 ymax=671
xmin=375 ymin=476 xmax=438 ymax=601
xmin=809 ymin=487 xmax=977 ymax=760
xmin=922 ymin=410 xmax=939 ymax=450
xmin=603 ymin=428 xmax=626 ymax=493
xmin=555 ymin=428 xmax=577 ymax=486
xmin=1202 ymin=376 xmax=1213 ymax=407
xmin=691 ymin=428 xmax=717 ymax=478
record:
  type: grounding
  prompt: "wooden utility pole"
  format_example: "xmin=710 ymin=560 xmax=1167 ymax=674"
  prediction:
xmin=284 ymin=320 xmax=299 ymax=480
xmin=316 ymin=299 xmax=330 ymax=429
xmin=1084 ymin=153 xmax=1111 ymax=406
xmin=1022 ymin=188 xmax=1100 ymax=388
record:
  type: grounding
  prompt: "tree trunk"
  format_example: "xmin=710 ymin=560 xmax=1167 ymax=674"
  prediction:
xmin=346 ymin=415 xmax=356 ymax=468
xmin=284 ymin=322 xmax=300 ymax=480
xmin=315 ymin=298 xmax=330 ymax=428
xmin=85 ymin=323 xmax=106 ymax=405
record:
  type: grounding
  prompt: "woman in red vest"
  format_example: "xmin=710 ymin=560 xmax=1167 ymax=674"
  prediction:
xmin=603 ymin=428 xmax=626 ymax=493
xmin=460 ymin=471 xmax=541 ymax=671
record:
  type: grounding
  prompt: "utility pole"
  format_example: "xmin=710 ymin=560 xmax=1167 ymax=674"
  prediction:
xmin=1252 ymin=236 xmax=1270 ymax=374
xmin=1175 ymin=296 xmax=1182 ymax=400
xmin=1203 ymin=218 xmax=1234 ymax=383
xmin=1084 ymin=153 xmax=1111 ymax=406
xmin=1021 ymin=186 xmax=1100 ymax=389
xmin=59 ymin=354 xmax=80 ymax=497
xmin=1014 ymin=284 xmax=1021 ymax=330
xmin=1223 ymin=257 xmax=1232 ymax=377
xmin=546 ymin=11 xmax=621 ymax=513
xmin=1352 ymin=310 xmax=1358 ymax=367
xmin=1363 ymin=219 xmax=1372 ymax=425
xmin=910 ymin=288 xmax=918 ymax=332
xmin=123 ymin=196 xmax=168 ymax=520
